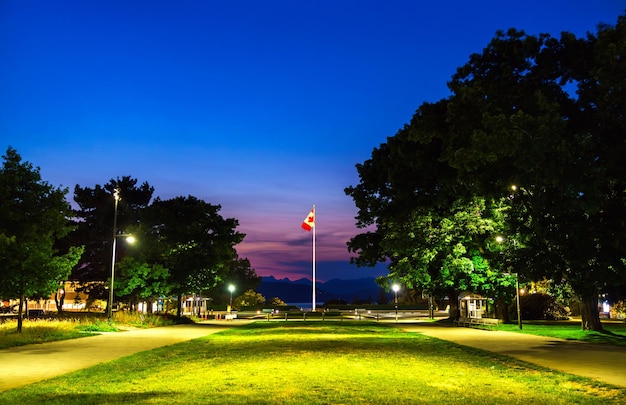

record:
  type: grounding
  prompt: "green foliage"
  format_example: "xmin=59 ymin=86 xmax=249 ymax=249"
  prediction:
xmin=141 ymin=196 xmax=245 ymax=302
xmin=518 ymin=293 xmax=570 ymax=320
xmin=446 ymin=21 xmax=626 ymax=330
xmin=610 ymin=301 xmax=626 ymax=320
xmin=221 ymin=257 xmax=261 ymax=302
xmin=76 ymin=320 xmax=120 ymax=332
xmin=111 ymin=311 xmax=174 ymax=328
xmin=233 ymin=289 xmax=266 ymax=308
xmin=115 ymin=257 xmax=171 ymax=303
xmin=346 ymin=14 xmax=626 ymax=330
xmin=0 ymin=148 xmax=84 ymax=331
xmin=267 ymin=296 xmax=287 ymax=306
xmin=71 ymin=176 xmax=154 ymax=299
xmin=71 ymin=178 xmax=254 ymax=313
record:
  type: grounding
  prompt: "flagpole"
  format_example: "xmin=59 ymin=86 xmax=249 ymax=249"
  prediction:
xmin=312 ymin=204 xmax=316 ymax=311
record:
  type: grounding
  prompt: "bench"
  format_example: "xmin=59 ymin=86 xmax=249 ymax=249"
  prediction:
xmin=454 ymin=316 xmax=499 ymax=330
xmin=453 ymin=316 xmax=471 ymax=327
xmin=469 ymin=317 xmax=499 ymax=330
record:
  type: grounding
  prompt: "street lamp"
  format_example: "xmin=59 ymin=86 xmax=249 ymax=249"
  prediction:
xmin=228 ymin=284 xmax=235 ymax=312
xmin=392 ymin=283 xmax=400 ymax=322
xmin=107 ymin=189 xmax=135 ymax=322
xmin=512 ymin=273 xmax=522 ymax=330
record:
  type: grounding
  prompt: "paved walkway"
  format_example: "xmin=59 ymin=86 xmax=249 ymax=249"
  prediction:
xmin=0 ymin=321 xmax=251 ymax=392
xmin=1 ymin=320 xmax=625 ymax=392
xmin=398 ymin=322 xmax=626 ymax=388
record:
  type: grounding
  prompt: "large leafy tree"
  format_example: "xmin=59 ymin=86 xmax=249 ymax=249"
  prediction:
xmin=71 ymin=176 xmax=154 ymax=303
xmin=347 ymin=15 xmax=626 ymax=331
xmin=140 ymin=196 xmax=245 ymax=317
xmin=445 ymin=19 xmax=626 ymax=330
xmin=0 ymin=147 xmax=83 ymax=332
xmin=346 ymin=110 xmax=509 ymax=318
xmin=574 ymin=16 xmax=626 ymax=317
xmin=346 ymin=101 xmax=458 ymax=270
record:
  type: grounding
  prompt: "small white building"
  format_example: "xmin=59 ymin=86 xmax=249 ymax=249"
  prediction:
xmin=458 ymin=292 xmax=488 ymax=318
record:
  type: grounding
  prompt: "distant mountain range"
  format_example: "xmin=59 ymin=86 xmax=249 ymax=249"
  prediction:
xmin=258 ymin=276 xmax=387 ymax=305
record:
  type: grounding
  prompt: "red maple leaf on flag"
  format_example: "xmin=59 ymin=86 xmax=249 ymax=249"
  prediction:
xmin=302 ymin=208 xmax=315 ymax=231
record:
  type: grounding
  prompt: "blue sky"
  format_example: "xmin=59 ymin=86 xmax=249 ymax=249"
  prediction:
xmin=1 ymin=1 xmax=624 ymax=281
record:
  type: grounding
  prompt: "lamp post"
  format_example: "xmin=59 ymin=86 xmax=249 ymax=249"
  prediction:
xmin=107 ymin=189 xmax=120 ymax=321
xmin=228 ymin=284 xmax=235 ymax=313
xmin=108 ymin=189 xmax=135 ymax=322
xmin=513 ymin=273 xmax=522 ymax=330
xmin=392 ymin=284 xmax=400 ymax=322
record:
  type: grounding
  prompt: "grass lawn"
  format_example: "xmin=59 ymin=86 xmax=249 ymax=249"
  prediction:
xmin=498 ymin=320 xmax=626 ymax=346
xmin=0 ymin=322 xmax=624 ymax=404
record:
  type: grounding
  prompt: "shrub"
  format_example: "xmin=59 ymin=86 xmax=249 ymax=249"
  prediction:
xmin=112 ymin=312 xmax=175 ymax=328
xmin=516 ymin=293 xmax=570 ymax=320
xmin=610 ymin=300 xmax=626 ymax=320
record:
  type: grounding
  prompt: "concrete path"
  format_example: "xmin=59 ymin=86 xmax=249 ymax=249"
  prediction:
xmin=398 ymin=323 xmax=626 ymax=388
xmin=0 ymin=321 xmax=250 ymax=392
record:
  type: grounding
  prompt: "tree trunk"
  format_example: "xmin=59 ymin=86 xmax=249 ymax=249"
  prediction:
xmin=54 ymin=291 xmax=64 ymax=314
xmin=447 ymin=288 xmax=460 ymax=320
xmin=17 ymin=295 xmax=24 ymax=333
xmin=176 ymin=293 xmax=183 ymax=318
xmin=579 ymin=294 xmax=603 ymax=331
xmin=197 ymin=294 xmax=202 ymax=317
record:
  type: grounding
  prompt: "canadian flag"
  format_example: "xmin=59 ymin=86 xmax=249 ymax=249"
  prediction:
xmin=301 ymin=208 xmax=315 ymax=231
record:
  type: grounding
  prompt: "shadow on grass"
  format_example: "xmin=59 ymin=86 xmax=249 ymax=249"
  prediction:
xmin=582 ymin=329 xmax=626 ymax=345
xmin=29 ymin=391 xmax=174 ymax=404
